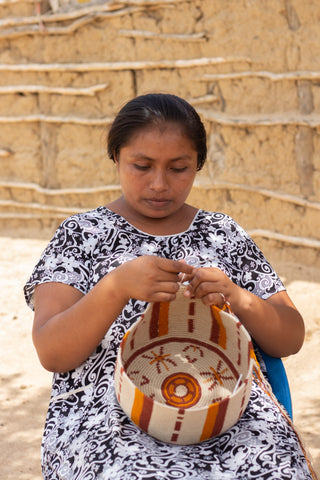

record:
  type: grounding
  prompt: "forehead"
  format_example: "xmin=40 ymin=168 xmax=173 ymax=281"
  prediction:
xmin=125 ymin=122 xmax=194 ymax=149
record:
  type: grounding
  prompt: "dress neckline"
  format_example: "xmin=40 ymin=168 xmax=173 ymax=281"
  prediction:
xmin=98 ymin=206 xmax=201 ymax=238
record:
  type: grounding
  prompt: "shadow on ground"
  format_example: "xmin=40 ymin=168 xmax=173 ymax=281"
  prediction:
xmin=0 ymin=371 xmax=51 ymax=480
xmin=296 ymin=396 xmax=320 ymax=476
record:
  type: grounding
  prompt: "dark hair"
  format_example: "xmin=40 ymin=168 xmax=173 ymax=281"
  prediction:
xmin=107 ymin=93 xmax=207 ymax=171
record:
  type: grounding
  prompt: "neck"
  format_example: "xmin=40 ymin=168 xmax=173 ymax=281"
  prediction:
xmin=106 ymin=198 xmax=197 ymax=236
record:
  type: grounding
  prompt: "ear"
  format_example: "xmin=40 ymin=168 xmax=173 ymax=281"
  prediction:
xmin=113 ymin=150 xmax=119 ymax=166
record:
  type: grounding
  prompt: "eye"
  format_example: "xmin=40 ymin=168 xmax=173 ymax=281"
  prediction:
xmin=171 ymin=166 xmax=187 ymax=173
xmin=133 ymin=164 xmax=150 ymax=171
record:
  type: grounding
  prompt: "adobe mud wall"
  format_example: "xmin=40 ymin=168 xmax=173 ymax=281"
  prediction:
xmin=0 ymin=0 xmax=319 ymax=265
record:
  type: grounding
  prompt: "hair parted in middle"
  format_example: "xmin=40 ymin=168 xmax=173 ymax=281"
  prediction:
xmin=107 ymin=93 xmax=207 ymax=171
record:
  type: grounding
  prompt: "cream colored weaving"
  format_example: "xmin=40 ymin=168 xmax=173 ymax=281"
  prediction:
xmin=115 ymin=286 xmax=254 ymax=445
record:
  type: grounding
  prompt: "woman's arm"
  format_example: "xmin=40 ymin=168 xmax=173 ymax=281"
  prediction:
xmin=33 ymin=256 xmax=193 ymax=373
xmin=184 ymin=267 xmax=305 ymax=358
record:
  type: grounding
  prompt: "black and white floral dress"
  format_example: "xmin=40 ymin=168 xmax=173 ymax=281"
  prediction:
xmin=24 ymin=208 xmax=314 ymax=480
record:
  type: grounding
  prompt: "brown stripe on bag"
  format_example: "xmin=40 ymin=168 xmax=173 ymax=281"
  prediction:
xmin=171 ymin=408 xmax=185 ymax=443
xmin=188 ymin=300 xmax=195 ymax=332
xmin=139 ymin=394 xmax=154 ymax=432
xmin=158 ymin=301 xmax=170 ymax=336
xmin=238 ymin=378 xmax=249 ymax=418
xmin=210 ymin=306 xmax=227 ymax=349
xmin=236 ymin=322 xmax=241 ymax=365
xmin=131 ymin=387 xmax=154 ymax=433
xmin=200 ymin=398 xmax=229 ymax=441
xmin=149 ymin=303 xmax=160 ymax=339
xmin=149 ymin=302 xmax=170 ymax=339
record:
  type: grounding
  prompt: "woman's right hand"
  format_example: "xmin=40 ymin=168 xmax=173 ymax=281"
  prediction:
xmin=114 ymin=256 xmax=193 ymax=303
xmin=33 ymin=256 xmax=192 ymax=372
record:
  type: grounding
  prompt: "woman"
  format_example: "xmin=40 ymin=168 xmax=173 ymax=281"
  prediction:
xmin=24 ymin=93 xmax=315 ymax=479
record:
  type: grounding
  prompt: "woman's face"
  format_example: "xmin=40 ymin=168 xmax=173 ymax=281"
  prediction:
xmin=116 ymin=123 xmax=198 ymax=223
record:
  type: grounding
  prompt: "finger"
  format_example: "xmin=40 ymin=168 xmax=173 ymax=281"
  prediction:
xmin=146 ymin=281 xmax=180 ymax=303
xmin=184 ymin=280 xmax=220 ymax=300
xmin=147 ymin=291 xmax=179 ymax=303
xmin=173 ymin=260 xmax=194 ymax=275
xmin=201 ymin=292 xmax=227 ymax=307
xmin=158 ymin=258 xmax=193 ymax=275
xmin=178 ymin=266 xmax=194 ymax=281
xmin=155 ymin=270 xmax=186 ymax=284
xmin=183 ymin=275 xmax=203 ymax=296
xmin=184 ymin=267 xmax=224 ymax=294
xmin=157 ymin=281 xmax=180 ymax=294
xmin=178 ymin=272 xmax=187 ymax=283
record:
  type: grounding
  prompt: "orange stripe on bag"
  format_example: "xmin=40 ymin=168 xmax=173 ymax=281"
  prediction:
xmin=131 ymin=387 xmax=144 ymax=426
xmin=131 ymin=387 xmax=153 ymax=432
xmin=121 ymin=330 xmax=130 ymax=351
xmin=200 ymin=402 xmax=219 ymax=441
xmin=150 ymin=302 xmax=170 ymax=338
xmin=200 ymin=398 xmax=229 ymax=441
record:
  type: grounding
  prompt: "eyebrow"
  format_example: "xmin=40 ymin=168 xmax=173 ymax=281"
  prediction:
xmin=131 ymin=153 xmax=193 ymax=162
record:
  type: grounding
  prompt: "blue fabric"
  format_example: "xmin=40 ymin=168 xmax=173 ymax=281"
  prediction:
xmin=259 ymin=348 xmax=293 ymax=420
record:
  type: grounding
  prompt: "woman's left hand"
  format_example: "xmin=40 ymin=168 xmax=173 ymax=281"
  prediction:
xmin=183 ymin=267 xmax=240 ymax=308
xmin=182 ymin=265 xmax=305 ymax=358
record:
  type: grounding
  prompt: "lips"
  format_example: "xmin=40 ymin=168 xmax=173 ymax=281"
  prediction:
xmin=145 ymin=198 xmax=171 ymax=208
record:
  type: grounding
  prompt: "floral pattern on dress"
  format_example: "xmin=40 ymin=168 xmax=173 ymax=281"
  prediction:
xmin=24 ymin=208 xmax=312 ymax=480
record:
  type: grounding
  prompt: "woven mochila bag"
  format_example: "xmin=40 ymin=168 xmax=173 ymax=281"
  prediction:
xmin=114 ymin=286 xmax=255 ymax=445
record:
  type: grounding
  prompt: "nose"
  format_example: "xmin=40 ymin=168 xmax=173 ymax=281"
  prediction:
xmin=150 ymin=168 xmax=169 ymax=192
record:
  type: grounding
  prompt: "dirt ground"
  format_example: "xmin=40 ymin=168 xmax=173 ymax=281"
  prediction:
xmin=0 ymin=236 xmax=319 ymax=479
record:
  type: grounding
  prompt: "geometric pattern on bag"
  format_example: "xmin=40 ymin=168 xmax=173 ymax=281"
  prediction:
xmin=115 ymin=286 xmax=254 ymax=445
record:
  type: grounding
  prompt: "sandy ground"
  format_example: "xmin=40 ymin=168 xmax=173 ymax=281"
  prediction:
xmin=0 ymin=236 xmax=319 ymax=480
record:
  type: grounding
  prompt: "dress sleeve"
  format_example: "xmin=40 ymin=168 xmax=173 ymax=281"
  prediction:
xmin=24 ymin=214 xmax=94 ymax=310
xmin=222 ymin=215 xmax=285 ymax=299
